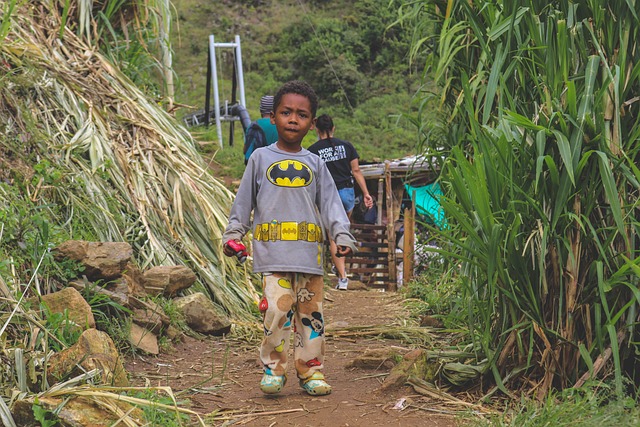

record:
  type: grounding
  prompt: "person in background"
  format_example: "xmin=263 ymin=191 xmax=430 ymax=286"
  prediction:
xmin=307 ymin=114 xmax=373 ymax=290
xmin=256 ymin=95 xmax=279 ymax=144
xmin=243 ymin=95 xmax=279 ymax=164
xmin=223 ymin=81 xmax=357 ymax=396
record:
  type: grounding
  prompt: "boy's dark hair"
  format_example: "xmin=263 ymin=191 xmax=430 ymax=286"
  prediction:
xmin=273 ymin=80 xmax=318 ymax=117
xmin=315 ymin=114 xmax=334 ymax=133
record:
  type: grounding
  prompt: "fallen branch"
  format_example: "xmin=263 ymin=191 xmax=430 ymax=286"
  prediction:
xmin=407 ymin=377 xmax=495 ymax=414
xmin=213 ymin=408 xmax=305 ymax=421
xmin=574 ymin=329 xmax=626 ymax=388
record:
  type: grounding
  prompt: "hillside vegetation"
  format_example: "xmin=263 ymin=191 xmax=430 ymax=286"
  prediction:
xmin=170 ymin=0 xmax=428 ymax=177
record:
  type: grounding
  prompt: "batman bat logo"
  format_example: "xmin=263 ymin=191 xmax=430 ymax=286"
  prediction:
xmin=266 ymin=160 xmax=313 ymax=187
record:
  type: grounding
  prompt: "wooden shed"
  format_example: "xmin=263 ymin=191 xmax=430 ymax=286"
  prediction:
xmin=345 ymin=156 xmax=440 ymax=290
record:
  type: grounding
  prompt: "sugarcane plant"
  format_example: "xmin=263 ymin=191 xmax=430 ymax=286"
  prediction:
xmin=399 ymin=0 xmax=640 ymax=398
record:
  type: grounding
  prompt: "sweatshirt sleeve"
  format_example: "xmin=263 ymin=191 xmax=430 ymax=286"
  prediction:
xmin=315 ymin=160 xmax=357 ymax=252
xmin=222 ymin=157 xmax=257 ymax=242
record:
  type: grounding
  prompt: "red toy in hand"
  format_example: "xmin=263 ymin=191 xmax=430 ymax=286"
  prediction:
xmin=225 ymin=240 xmax=248 ymax=263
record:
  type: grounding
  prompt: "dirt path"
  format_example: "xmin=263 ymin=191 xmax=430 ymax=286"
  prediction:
xmin=125 ymin=280 xmax=459 ymax=427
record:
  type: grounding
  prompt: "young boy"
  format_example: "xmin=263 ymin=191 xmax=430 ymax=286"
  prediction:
xmin=223 ymin=81 xmax=356 ymax=396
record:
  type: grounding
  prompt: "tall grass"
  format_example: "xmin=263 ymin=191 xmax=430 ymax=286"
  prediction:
xmin=399 ymin=0 xmax=640 ymax=398
xmin=1 ymin=0 xmax=258 ymax=316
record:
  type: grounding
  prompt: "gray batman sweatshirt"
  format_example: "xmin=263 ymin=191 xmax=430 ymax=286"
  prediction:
xmin=223 ymin=144 xmax=356 ymax=275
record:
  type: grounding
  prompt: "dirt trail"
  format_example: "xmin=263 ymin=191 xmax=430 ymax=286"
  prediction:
xmin=125 ymin=280 xmax=459 ymax=427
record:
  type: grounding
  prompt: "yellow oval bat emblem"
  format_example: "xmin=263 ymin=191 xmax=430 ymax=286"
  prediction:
xmin=266 ymin=160 xmax=313 ymax=187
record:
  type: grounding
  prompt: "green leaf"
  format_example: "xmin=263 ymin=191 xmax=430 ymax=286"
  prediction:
xmin=552 ymin=130 xmax=574 ymax=185
xmin=578 ymin=343 xmax=594 ymax=376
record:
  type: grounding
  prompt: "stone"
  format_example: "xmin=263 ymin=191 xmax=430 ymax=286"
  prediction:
xmin=122 ymin=262 xmax=147 ymax=297
xmin=53 ymin=240 xmax=88 ymax=262
xmin=53 ymin=240 xmax=133 ymax=281
xmin=174 ymin=292 xmax=231 ymax=335
xmin=132 ymin=304 xmax=166 ymax=335
xmin=128 ymin=323 xmax=159 ymax=355
xmin=67 ymin=279 xmax=128 ymax=307
xmin=40 ymin=287 xmax=95 ymax=330
xmin=12 ymin=396 xmax=142 ymax=427
xmin=142 ymin=265 xmax=196 ymax=297
xmin=48 ymin=328 xmax=128 ymax=386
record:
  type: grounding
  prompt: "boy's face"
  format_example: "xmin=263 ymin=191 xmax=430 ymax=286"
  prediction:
xmin=271 ymin=93 xmax=315 ymax=151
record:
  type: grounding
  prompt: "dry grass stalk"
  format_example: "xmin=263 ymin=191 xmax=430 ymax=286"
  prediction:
xmin=0 ymin=1 xmax=259 ymax=319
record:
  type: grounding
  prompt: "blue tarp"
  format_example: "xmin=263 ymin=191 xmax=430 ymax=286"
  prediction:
xmin=405 ymin=182 xmax=447 ymax=229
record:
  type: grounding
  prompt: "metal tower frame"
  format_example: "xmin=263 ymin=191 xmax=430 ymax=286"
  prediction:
xmin=204 ymin=34 xmax=246 ymax=147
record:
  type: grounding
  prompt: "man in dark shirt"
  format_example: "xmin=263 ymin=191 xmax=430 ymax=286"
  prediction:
xmin=308 ymin=114 xmax=373 ymax=290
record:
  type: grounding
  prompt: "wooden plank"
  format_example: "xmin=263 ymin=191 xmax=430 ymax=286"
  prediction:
xmin=351 ymin=267 xmax=390 ymax=273
xmin=403 ymin=207 xmax=413 ymax=284
xmin=350 ymin=224 xmax=386 ymax=231
xmin=356 ymin=243 xmax=388 ymax=249
xmin=385 ymin=161 xmax=397 ymax=291
xmin=376 ymin=179 xmax=384 ymax=225
xmin=356 ymin=274 xmax=389 ymax=280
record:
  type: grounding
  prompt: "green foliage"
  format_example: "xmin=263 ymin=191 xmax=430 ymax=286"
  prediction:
xmin=403 ymin=0 xmax=640 ymax=396
xmin=274 ymin=0 xmax=417 ymax=106
xmin=193 ymin=125 xmax=247 ymax=184
xmin=153 ymin=295 xmax=187 ymax=333
xmin=171 ymin=0 xmax=421 ymax=172
xmin=32 ymin=400 xmax=60 ymax=427
xmin=129 ymin=389 xmax=190 ymax=426
xmin=80 ymin=282 xmax=132 ymax=327
xmin=41 ymin=309 xmax=82 ymax=352
xmin=70 ymin=0 xmax=166 ymax=97
xmin=102 ymin=316 xmax=134 ymax=355
xmin=471 ymin=382 xmax=640 ymax=426
xmin=403 ymin=262 xmax=461 ymax=317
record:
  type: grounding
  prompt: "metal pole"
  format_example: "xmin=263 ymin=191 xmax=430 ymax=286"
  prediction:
xmin=235 ymin=35 xmax=247 ymax=108
xmin=159 ymin=0 xmax=174 ymax=110
xmin=209 ymin=35 xmax=223 ymax=148
xmin=204 ymin=48 xmax=212 ymax=127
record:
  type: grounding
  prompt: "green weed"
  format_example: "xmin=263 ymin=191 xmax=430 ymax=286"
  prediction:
xmin=471 ymin=382 xmax=640 ymax=427
xmin=32 ymin=400 xmax=60 ymax=427
xmin=402 ymin=262 xmax=462 ymax=316
xmin=41 ymin=308 xmax=82 ymax=352
xmin=129 ymin=389 xmax=190 ymax=426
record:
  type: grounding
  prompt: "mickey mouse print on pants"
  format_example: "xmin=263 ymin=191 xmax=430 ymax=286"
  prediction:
xmin=301 ymin=311 xmax=324 ymax=339
xmin=258 ymin=273 xmax=326 ymax=379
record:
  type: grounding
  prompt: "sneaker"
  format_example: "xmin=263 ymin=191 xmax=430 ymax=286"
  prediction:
xmin=335 ymin=278 xmax=348 ymax=290
xmin=260 ymin=373 xmax=286 ymax=394
xmin=300 ymin=372 xmax=332 ymax=396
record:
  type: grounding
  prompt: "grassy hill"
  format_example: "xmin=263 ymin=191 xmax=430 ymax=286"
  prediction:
xmin=169 ymin=0 xmax=426 ymax=179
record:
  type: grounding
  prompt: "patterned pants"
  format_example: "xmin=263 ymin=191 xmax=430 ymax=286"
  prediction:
xmin=259 ymin=273 xmax=325 ymax=380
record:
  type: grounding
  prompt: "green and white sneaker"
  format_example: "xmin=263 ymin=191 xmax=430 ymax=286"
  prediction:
xmin=300 ymin=372 xmax=332 ymax=396
xmin=260 ymin=372 xmax=286 ymax=394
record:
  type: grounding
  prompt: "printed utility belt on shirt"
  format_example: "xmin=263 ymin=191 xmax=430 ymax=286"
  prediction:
xmin=254 ymin=220 xmax=324 ymax=243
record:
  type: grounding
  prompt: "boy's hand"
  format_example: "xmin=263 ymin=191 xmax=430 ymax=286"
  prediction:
xmin=224 ymin=239 xmax=248 ymax=263
xmin=335 ymin=245 xmax=352 ymax=258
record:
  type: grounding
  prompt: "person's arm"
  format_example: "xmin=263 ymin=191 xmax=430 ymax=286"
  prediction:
xmin=316 ymin=161 xmax=357 ymax=254
xmin=350 ymin=158 xmax=373 ymax=209
xmin=222 ymin=158 xmax=257 ymax=253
